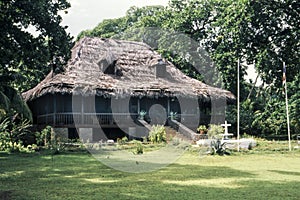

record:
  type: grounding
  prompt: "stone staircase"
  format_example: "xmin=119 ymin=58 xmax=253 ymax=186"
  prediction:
xmin=136 ymin=119 xmax=197 ymax=143
xmin=137 ymin=119 xmax=152 ymax=132
xmin=165 ymin=126 xmax=193 ymax=143
xmin=168 ymin=119 xmax=199 ymax=141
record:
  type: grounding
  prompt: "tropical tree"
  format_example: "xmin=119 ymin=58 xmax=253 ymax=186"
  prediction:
xmin=77 ymin=0 xmax=300 ymax=137
xmin=77 ymin=5 xmax=165 ymax=40
xmin=0 ymin=0 xmax=73 ymax=91
xmin=0 ymin=0 xmax=73 ymax=121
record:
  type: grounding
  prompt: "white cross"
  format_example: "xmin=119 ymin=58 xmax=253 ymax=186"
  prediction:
xmin=221 ymin=121 xmax=231 ymax=135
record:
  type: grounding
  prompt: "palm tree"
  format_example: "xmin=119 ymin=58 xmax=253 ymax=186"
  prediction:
xmin=0 ymin=84 xmax=32 ymax=121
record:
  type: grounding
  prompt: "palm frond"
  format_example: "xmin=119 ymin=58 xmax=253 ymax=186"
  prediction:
xmin=1 ymin=85 xmax=32 ymax=121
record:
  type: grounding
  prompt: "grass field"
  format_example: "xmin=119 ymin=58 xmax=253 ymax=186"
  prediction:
xmin=1 ymin=144 xmax=300 ymax=200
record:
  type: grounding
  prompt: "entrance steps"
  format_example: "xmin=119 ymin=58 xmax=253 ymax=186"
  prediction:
xmin=168 ymin=119 xmax=198 ymax=141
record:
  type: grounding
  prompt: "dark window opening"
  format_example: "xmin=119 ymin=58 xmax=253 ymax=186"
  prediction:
xmin=104 ymin=60 xmax=117 ymax=74
xmin=116 ymin=68 xmax=123 ymax=76
xmin=68 ymin=128 xmax=79 ymax=140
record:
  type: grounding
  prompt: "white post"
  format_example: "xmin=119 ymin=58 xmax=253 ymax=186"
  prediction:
xmin=284 ymin=62 xmax=291 ymax=151
xmin=237 ymin=59 xmax=240 ymax=152
xmin=221 ymin=121 xmax=231 ymax=135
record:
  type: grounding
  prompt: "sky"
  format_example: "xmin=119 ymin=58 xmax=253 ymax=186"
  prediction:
xmin=62 ymin=0 xmax=169 ymax=37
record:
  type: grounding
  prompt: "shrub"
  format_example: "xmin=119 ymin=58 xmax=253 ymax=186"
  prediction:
xmin=207 ymin=124 xmax=224 ymax=139
xmin=117 ymin=136 xmax=128 ymax=145
xmin=171 ymin=137 xmax=181 ymax=146
xmin=197 ymin=125 xmax=208 ymax=134
xmin=35 ymin=126 xmax=52 ymax=147
xmin=148 ymin=125 xmax=167 ymax=143
xmin=0 ymin=117 xmax=32 ymax=152
xmin=50 ymin=135 xmax=68 ymax=155
xmin=142 ymin=136 xmax=148 ymax=143
xmin=133 ymin=140 xmax=144 ymax=154
xmin=210 ymin=139 xmax=230 ymax=156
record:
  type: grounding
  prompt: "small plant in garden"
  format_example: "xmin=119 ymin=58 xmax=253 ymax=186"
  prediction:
xmin=0 ymin=117 xmax=32 ymax=152
xmin=207 ymin=124 xmax=224 ymax=139
xmin=117 ymin=138 xmax=122 ymax=146
xmin=36 ymin=126 xmax=52 ymax=147
xmin=171 ymin=137 xmax=181 ymax=146
xmin=210 ymin=139 xmax=230 ymax=156
xmin=122 ymin=136 xmax=128 ymax=143
xmin=148 ymin=125 xmax=167 ymax=143
xmin=197 ymin=125 xmax=208 ymax=134
xmin=169 ymin=111 xmax=177 ymax=120
xmin=133 ymin=140 xmax=144 ymax=154
xmin=139 ymin=110 xmax=147 ymax=120
xmin=117 ymin=136 xmax=128 ymax=145
xmin=142 ymin=136 xmax=148 ymax=143
xmin=50 ymin=134 xmax=68 ymax=155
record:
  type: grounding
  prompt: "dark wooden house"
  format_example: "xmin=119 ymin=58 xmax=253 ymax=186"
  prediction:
xmin=23 ymin=37 xmax=235 ymax=141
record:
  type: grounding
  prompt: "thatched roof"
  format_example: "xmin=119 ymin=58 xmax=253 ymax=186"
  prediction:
xmin=23 ymin=37 xmax=235 ymax=102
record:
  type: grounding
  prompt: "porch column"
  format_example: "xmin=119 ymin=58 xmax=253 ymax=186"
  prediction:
xmin=81 ymin=96 xmax=84 ymax=125
xmin=167 ymin=97 xmax=170 ymax=115
xmin=137 ymin=98 xmax=141 ymax=114
xmin=53 ymin=95 xmax=56 ymax=126
xmin=46 ymin=95 xmax=49 ymax=124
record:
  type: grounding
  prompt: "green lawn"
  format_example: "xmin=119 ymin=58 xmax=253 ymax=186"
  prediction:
xmin=1 ymin=149 xmax=300 ymax=200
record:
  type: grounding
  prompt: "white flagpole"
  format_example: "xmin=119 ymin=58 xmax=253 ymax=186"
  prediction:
xmin=237 ymin=59 xmax=240 ymax=152
xmin=283 ymin=62 xmax=291 ymax=151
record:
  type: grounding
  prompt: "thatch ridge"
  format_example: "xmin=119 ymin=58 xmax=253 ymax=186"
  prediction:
xmin=23 ymin=37 xmax=235 ymax=102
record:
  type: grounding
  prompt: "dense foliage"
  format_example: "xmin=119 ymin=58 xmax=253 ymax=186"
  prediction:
xmin=0 ymin=117 xmax=33 ymax=152
xmin=78 ymin=0 xmax=299 ymax=138
xmin=0 ymin=0 xmax=73 ymax=150
xmin=0 ymin=0 xmax=73 ymax=91
xmin=0 ymin=1 xmax=72 ymax=112
xmin=148 ymin=125 xmax=167 ymax=143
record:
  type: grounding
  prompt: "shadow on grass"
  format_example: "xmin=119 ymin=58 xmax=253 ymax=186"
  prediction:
xmin=1 ymin=151 xmax=300 ymax=199
xmin=269 ymin=170 xmax=300 ymax=176
xmin=0 ymin=190 xmax=14 ymax=200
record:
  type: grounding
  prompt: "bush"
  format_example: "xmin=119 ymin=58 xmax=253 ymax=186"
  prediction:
xmin=197 ymin=125 xmax=208 ymax=134
xmin=0 ymin=117 xmax=32 ymax=152
xmin=207 ymin=124 xmax=224 ymax=139
xmin=133 ymin=140 xmax=144 ymax=154
xmin=171 ymin=137 xmax=181 ymax=146
xmin=210 ymin=139 xmax=230 ymax=156
xmin=148 ymin=125 xmax=167 ymax=143
xmin=50 ymin=135 xmax=68 ymax=155
xmin=0 ymin=140 xmax=35 ymax=153
xmin=117 ymin=136 xmax=128 ymax=145
xmin=35 ymin=126 xmax=52 ymax=147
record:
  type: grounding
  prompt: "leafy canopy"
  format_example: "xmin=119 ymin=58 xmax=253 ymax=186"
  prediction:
xmin=0 ymin=0 xmax=73 ymax=92
xmin=0 ymin=0 xmax=73 ymax=121
xmin=77 ymin=0 xmax=300 ymax=137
